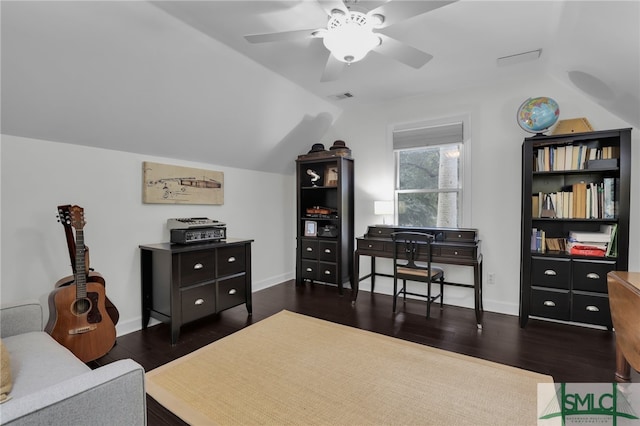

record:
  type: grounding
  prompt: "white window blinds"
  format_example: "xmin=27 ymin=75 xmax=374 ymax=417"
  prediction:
xmin=393 ymin=122 xmax=464 ymax=150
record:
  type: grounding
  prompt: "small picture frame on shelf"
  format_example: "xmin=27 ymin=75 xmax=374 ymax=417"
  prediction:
xmin=304 ymin=220 xmax=317 ymax=237
xmin=324 ymin=165 xmax=338 ymax=186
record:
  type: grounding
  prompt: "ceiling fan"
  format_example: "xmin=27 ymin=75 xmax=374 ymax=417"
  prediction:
xmin=244 ymin=0 xmax=457 ymax=82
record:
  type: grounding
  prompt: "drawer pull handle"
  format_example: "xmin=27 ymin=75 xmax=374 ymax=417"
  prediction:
xmin=368 ymin=244 xmax=373 ymax=248
xmin=306 ymin=267 xmax=313 ymax=272
xmin=324 ymin=270 xmax=331 ymax=275
xmin=543 ymin=301 xmax=556 ymax=307
xmin=457 ymin=234 xmax=462 ymax=238
xmin=586 ymin=273 xmax=600 ymax=280
xmin=228 ymin=289 xmax=237 ymax=295
xmin=306 ymin=247 xmax=313 ymax=252
xmin=193 ymin=263 xmax=204 ymax=270
xmin=454 ymin=251 xmax=458 ymax=255
xmin=586 ymin=305 xmax=600 ymax=312
xmin=195 ymin=298 xmax=205 ymax=305
xmin=227 ymin=256 xmax=236 ymax=263
xmin=544 ymin=269 xmax=556 ymax=276
xmin=324 ymin=248 xmax=332 ymax=253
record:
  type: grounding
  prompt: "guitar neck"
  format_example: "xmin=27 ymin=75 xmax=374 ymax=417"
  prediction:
xmin=75 ymin=229 xmax=87 ymax=298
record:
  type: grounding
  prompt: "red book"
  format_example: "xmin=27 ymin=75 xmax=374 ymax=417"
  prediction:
xmin=570 ymin=247 xmax=606 ymax=257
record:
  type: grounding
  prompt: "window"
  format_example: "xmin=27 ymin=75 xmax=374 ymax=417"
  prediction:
xmin=394 ymin=121 xmax=465 ymax=228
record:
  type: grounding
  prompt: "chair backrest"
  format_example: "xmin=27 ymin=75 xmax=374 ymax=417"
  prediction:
xmin=391 ymin=231 xmax=435 ymax=271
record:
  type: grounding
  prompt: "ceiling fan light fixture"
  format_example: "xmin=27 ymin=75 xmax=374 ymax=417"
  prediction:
xmin=322 ymin=11 xmax=379 ymax=64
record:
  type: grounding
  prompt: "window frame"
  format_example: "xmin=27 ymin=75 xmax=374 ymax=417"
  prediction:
xmin=391 ymin=114 xmax=472 ymax=228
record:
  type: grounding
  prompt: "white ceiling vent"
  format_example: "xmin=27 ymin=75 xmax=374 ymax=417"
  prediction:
xmin=328 ymin=92 xmax=354 ymax=101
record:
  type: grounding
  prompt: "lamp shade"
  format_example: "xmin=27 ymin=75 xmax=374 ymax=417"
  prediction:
xmin=374 ymin=201 xmax=394 ymax=216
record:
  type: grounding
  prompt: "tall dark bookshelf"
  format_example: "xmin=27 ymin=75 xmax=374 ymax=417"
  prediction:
xmin=295 ymin=155 xmax=354 ymax=295
xmin=519 ymin=128 xmax=632 ymax=328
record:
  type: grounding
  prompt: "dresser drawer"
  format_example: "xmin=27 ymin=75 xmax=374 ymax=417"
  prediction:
xmin=217 ymin=275 xmax=247 ymax=311
xmin=179 ymin=251 xmax=215 ymax=286
xmin=531 ymin=257 xmax=570 ymax=289
xmin=181 ymin=283 xmax=216 ymax=323
xmin=319 ymin=241 xmax=337 ymax=262
xmin=217 ymin=245 xmax=246 ymax=277
xmin=572 ymin=260 xmax=615 ymax=293
xmin=571 ymin=292 xmax=612 ymax=326
xmin=301 ymin=240 xmax=319 ymax=260
xmin=301 ymin=260 xmax=318 ymax=280
xmin=530 ymin=288 xmax=570 ymax=321
xmin=317 ymin=262 xmax=337 ymax=284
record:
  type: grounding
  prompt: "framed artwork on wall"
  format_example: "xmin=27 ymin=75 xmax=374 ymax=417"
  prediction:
xmin=143 ymin=161 xmax=224 ymax=205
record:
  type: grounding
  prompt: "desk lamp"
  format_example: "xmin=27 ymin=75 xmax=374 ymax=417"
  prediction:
xmin=374 ymin=201 xmax=394 ymax=225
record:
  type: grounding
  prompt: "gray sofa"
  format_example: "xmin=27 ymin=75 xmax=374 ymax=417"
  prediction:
xmin=0 ymin=300 xmax=146 ymax=425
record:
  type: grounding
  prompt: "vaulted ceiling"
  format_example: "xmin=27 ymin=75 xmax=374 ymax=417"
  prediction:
xmin=2 ymin=1 xmax=638 ymax=174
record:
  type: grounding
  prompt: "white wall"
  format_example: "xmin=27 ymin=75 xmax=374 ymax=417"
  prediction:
xmin=0 ymin=135 xmax=295 ymax=335
xmin=332 ymin=73 xmax=640 ymax=315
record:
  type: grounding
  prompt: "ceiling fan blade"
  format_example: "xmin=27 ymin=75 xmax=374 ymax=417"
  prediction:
xmin=320 ymin=54 xmax=347 ymax=82
xmin=316 ymin=0 xmax=348 ymax=17
xmin=369 ymin=1 xmax=457 ymax=28
xmin=244 ymin=28 xmax=317 ymax=44
xmin=374 ymin=33 xmax=433 ymax=69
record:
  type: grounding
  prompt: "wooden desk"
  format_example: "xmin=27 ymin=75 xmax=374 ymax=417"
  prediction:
xmin=353 ymin=226 xmax=483 ymax=328
xmin=607 ymin=271 xmax=640 ymax=382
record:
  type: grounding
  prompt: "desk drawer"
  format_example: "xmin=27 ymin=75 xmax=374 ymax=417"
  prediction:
xmin=181 ymin=283 xmax=216 ymax=323
xmin=440 ymin=247 xmax=474 ymax=259
xmin=179 ymin=251 xmax=215 ymax=286
xmin=443 ymin=230 xmax=477 ymax=243
xmin=357 ymin=239 xmax=385 ymax=251
xmin=368 ymin=227 xmax=394 ymax=238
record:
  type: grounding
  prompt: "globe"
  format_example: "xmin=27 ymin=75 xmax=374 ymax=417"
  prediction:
xmin=517 ymin=97 xmax=560 ymax=134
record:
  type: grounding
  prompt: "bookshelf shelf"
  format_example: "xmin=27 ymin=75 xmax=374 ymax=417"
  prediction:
xmin=520 ymin=128 xmax=632 ymax=329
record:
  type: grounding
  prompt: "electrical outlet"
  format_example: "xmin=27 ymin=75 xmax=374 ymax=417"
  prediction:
xmin=488 ymin=273 xmax=495 ymax=285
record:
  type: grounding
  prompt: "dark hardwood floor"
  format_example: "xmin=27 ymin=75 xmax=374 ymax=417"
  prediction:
xmin=95 ymin=280 xmax=633 ymax=425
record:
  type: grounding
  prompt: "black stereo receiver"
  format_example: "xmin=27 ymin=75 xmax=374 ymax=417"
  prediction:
xmin=170 ymin=226 xmax=226 ymax=244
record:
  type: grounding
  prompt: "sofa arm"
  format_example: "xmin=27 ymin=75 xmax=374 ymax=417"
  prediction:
xmin=1 ymin=359 xmax=147 ymax=426
xmin=0 ymin=300 xmax=42 ymax=338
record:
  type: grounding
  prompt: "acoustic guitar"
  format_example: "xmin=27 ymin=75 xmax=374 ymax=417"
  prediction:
xmin=55 ymin=205 xmax=119 ymax=325
xmin=45 ymin=206 xmax=116 ymax=362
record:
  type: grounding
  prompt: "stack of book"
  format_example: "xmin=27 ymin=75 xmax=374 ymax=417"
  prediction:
xmin=534 ymin=144 xmax=619 ymax=172
xmin=531 ymin=177 xmax=616 ymax=219
xmin=567 ymin=224 xmax=617 ymax=257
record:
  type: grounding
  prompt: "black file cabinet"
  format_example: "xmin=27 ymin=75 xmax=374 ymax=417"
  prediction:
xmin=140 ymin=239 xmax=253 ymax=344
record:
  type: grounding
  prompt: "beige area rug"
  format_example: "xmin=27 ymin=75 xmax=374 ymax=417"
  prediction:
xmin=146 ymin=310 xmax=552 ymax=425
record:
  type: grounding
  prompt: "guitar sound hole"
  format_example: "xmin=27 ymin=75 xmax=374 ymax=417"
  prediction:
xmin=71 ymin=293 xmax=103 ymax=323
xmin=72 ymin=298 xmax=91 ymax=315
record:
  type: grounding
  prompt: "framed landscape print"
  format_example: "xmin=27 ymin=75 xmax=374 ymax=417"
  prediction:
xmin=143 ymin=161 xmax=224 ymax=205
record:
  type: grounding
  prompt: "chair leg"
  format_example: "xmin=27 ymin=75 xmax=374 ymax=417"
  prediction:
xmin=440 ymin=276 xmax=444 ymax=309
xmin=426 ymin=280 xmax=432 ymax=318
xmin=402 ymin=280 xmax=407 ymax=302
xmin=393 ymin=275 xmax=398 ymax=313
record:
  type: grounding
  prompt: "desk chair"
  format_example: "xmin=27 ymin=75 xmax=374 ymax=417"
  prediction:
xmin=392 ymin=232 xmax=444 ymax=318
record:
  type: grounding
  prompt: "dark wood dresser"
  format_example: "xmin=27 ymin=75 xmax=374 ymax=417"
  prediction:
xmin=139 ymin=238 xmax=253 ymax=344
